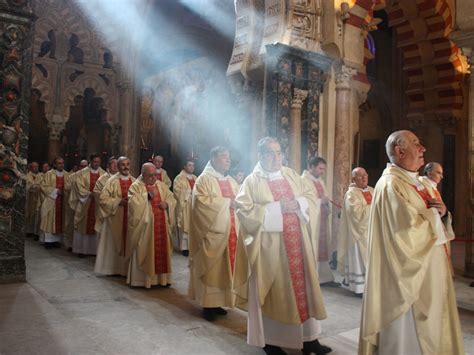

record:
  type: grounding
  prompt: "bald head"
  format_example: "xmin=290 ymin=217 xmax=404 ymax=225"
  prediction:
xmin=141 ymin=162 xmax=157 ymax=185
xmin=385 ymin=130 xmax=426 ymax=171
xmin=79 ymin=160 xmax=88 ymax=169
xmin=352 ymin=167 xmax=368 ymax=189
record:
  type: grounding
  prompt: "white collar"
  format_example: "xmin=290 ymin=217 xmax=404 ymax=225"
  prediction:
xmin=203 ymin=161 xmax=226 ymax=179
xmin=253 ymin=162 xmax=283 ymax=181
xmin=55 ymin=170 xmax=64 ymax=177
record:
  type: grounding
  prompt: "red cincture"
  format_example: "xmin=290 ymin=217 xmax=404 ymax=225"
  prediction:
xmin=313 ymin=180 xmax=329 ymax=262
xmin=86 ymin=172 xmax=100 ymax=235
xmin=216 ymin=178 xmax=237 ymax=274
xmin=119 ymin=179 xmax=133 ymax=256
xmin=268 ymin=178 xmax=309 ymax=323
xmin=55 ymin=176 xmax=65 ymax=234
xmin=147 ymin=185 xmax=169 ymax=274
xmin=362 ymin=190 xmax=372 ymax=205
xmin=411 ymin=184 xmax=453 ymax=275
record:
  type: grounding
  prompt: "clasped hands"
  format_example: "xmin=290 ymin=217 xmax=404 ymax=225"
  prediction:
xmin=427 ymin=198 xmax=447 ymax=217
xmin=280 ymin=198 xmax=300 ymax=214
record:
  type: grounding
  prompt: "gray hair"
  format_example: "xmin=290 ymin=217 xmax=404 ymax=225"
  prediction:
xmin=210 ymin=146 xmax=229 ymax=159
xmin=257 ymin=137 xmax=279 ymax=155
xmin=141 ymin=162 xmax=156 ymax=176
xmin=117 ymin=156 xmax=129 ymax=165
xmin=423 ymin=162 xmax=440 ymax=176
xmin=385 ymin=130 xmax=410 ymax=163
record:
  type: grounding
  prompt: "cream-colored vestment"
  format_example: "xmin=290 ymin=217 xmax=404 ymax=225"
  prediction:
xmin=127 ymin=177 xmax=176 ymax=288
xmin=234 ymin=163 xmax=327 ymax=349
xmin=173 ymin=170 xmax=196 ymax=251
xmin=189 ymin=162 xmax=240 ymax=308
xmin=359 ymin=165 xmax=463 ymax=355
xmin=336 ymin=184 xmax=374 ymax=294
xmin=26 ymin=172 xmax=41 ymax=235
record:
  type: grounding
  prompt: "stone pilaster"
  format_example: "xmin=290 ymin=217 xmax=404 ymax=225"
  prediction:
xmin=46 ymin=113 xmax=65 ymax=161
xmin=0 ymin=0 xmax=35 ymax=283
xmin=332 ymin=64 xmax=357 ymax=248
xmin=290 ymin=88 xmax=308 ymax=172
xmin=450 ymin=29 xmax=474 ymax=277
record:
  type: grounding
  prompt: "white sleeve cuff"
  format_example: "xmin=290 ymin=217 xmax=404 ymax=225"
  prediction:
xmin=296 ymin=197 xmax=310 ymax=224
xmin=263 ymin=201 xmax=283 ymax=232
xmin=79 ymin=193 xmax=90 ymax=204
xmin=49 ymin=189 xmax=58 ymax=199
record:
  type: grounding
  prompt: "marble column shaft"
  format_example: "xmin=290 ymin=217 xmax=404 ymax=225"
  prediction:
xmin=290 ymin=89 xmax=308 ymax=173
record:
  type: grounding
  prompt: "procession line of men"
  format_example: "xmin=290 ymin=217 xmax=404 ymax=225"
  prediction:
xmin=25 ymin=130 xmax=464 ymax=355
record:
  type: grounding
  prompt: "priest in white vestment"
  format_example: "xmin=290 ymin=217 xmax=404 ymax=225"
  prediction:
xmin=336 ymin=167 xmax=373 ymax=295
xmin=188 ymin=147 xmax=240 ymax=321
xmin=234 ymin=137 xmax=331 ymax=355
xmin=127 ymin=163 xmax=176 ymax=288
xmin=152 ymin=155 xmax=172 ymax=188
xmin=39 ymin=157 xmax=68 ymax=248
xmin=172 ymin=159 xmax=196 ymax=256
xmin=93 ymin=157 xmax=118 ymax=234
xmin=95 ymin=157 xmax=134 ymax=276
xmin=359 ymin=130 xmax=464 ymax=355
xmin=70 ymin=153 xmax=105 ymax=256
xmin=301 ymin=157 xmax=334 ymax=284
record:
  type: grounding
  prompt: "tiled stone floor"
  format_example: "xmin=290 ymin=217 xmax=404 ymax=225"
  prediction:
xmin=0 ymin=238 xmax=473 ymax=354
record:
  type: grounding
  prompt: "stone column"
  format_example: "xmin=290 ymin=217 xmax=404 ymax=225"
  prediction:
xmin=332 ymin=65 xmax=357 ymax=246
xmin=47 ymin=114 xmax=65 ymax=161
xmin=0 ymin=0 xmax=35 ymax=283
xmin=451 ymin=31 xmax=474 ymax=278
xmin=290 ymin=89 xmax=308 ymax=172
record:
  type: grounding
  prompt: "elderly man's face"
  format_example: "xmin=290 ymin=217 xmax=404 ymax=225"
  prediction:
xmin=143 ymin=166 xmax=157 ymax=185
xmin=108 ymin=159 xmax=118 ymax=174
xmin=212 ymin=151 xmax=231 ymax=174
xmin=118 ymin=159 xmax=130 ymax=176
xmin=41 ymin=163 xmax=50 ymax=173
xmin=396 ymin=132 xmax=426 ymax=171
xmin=428 ymin=164 xmax=444 ymax=184
xmin=259 ymin=142 xmax=282 ymax=172
xmin=353 ymin=168 xmax=369 ymax=189
xmin=153 ymin=157 xmax=164 ymax=169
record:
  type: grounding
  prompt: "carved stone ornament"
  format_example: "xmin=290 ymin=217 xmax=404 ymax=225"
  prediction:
xmin=335 ymin=65 xmax=357 ymax=90
xmin=291 ymin=88 xmax=308 ymax=109
xmin=47 ymin=114 xmax=66 ymax=140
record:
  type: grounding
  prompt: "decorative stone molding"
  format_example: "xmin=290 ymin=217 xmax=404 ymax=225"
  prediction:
xmin=291 ymin=88 xmax=308 ymax=109
xmin=47 ymin=114 xmax=66 ymax=140
xmin=335 ymin=65 xmax=357 ymax=90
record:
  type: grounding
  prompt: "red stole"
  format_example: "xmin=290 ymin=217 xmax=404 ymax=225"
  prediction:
xmin=216 ymin=178 xmax=238 ymax=273
xmin=187 ymin=177 xmax=195 ymax=190
xmin=268 ymin=178 xmax=309 ymax=323
xmin=411 ymin=184 xmax=453 ymax=274
xmin=86 ymin=172 xmax=100 ymax=235
xmin=147 ymin=185 xmax=169 ymax=274
xmin=313 ymin=180 xmax=329 ymax=262
xmin=55 ymin=175 xmax=64 ymax=234
xmin=362 ymin=190 xmax=372 ymax=205
xmin=119 ymin=178 xmax=133 ymax=256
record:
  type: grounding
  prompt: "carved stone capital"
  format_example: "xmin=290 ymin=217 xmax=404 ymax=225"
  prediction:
xmin=47 ymin=114 xmax=66 ymax=140
xmin=335 ymin=65 xmax=357 ymax=90
xmin=291 ymin=89 xmax=308 ymax=109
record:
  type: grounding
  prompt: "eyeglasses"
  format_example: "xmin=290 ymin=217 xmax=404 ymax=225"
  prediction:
xmin=262 ymin=150 xmax=282 ymax=157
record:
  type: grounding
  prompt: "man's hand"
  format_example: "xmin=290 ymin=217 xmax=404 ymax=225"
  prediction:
xmin=57 ymin=189 xmax=62 ymax=196
xmin=281 ymin=198 xmax=299 ymax=214
xmin=119 ymin=198 xmax=128 ymax=207
xmin=158 ymin=201 xmax=168 ymax=210
xmin=428 ymin=198 xmax=447 ymax=217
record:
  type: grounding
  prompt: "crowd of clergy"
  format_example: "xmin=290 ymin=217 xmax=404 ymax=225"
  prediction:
xmin=25 ymin=130 xmax=464 ymax=355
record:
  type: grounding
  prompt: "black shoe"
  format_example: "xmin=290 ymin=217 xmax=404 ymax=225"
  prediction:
xmin=53 ymin=242 xmax=61 ymax=248
xmin=213 ymin=307 xmax=228 ymax=315
xmin=302 ymin=339 xmax=332 ymax=354
xmin=263 ymin=344 xmax=287 ymax=355
xmin=44 ymin=243 xmax=54 ymax=249
xmin=67 ymin=247 xmax=72 ymax=252
xmin=470 ymin=281 xmax=474 ymax=287
xmin=77 ymin=253 xmax=86 ymax=258
xmin=34 ymin=235 xmax=39 ymax=241
xmin=203 ymin=307 xmax=216 ymax=321
xmin=182 ymin=250 xmax=189 ymax=257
